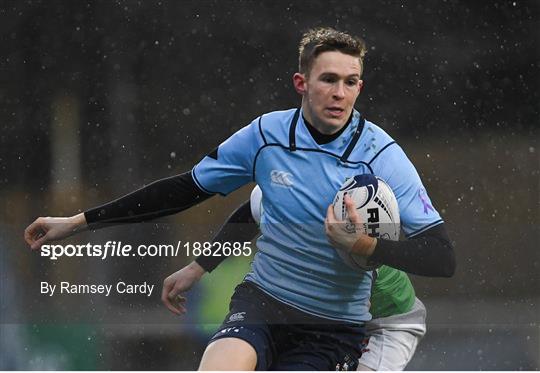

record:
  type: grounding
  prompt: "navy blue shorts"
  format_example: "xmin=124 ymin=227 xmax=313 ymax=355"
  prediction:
xmin=208 ymin=281 xmax=366 ymax=371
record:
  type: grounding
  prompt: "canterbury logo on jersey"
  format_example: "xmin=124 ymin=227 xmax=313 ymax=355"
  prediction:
xmin=270 ymin=170 xmax=293 ymax=187
xmin=227 ymin=312 xmax=246 ymax=323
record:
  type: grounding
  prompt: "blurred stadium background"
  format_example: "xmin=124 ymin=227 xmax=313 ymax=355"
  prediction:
xmin=1 ymin=0 xmax=538 ymax=370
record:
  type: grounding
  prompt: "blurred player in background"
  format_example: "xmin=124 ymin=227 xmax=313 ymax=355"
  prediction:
xmin=176 ymin=186 xmax=427 ymax=371
xmin=25 ymin=27 xmax=454 ymax=370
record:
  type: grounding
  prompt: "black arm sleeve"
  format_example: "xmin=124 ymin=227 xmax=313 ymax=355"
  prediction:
xmin=369 ymin=223 xmax=456 ymax=277
xmin=84 ymin=171 xmax=214 ymax=226
xmin=195 ymin=200 xmax=259 ymax=273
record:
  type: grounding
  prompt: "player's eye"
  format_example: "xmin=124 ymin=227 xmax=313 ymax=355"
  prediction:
xmin=321 ymin=75 xmax=337 ymax=83
xmin=346 ymin=79 xmax=358 ymax=86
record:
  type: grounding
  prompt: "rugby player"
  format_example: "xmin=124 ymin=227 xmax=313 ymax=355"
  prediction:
xmin=25 ymin=27 xmax=455 ymax=370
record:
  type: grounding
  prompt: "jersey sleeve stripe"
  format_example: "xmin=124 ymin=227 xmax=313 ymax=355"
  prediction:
xmin=257 ymin=115 xmax=268 ymax=145
xmin=406 ymin=219 xmax=444 ymax=238
xmin=367 ymin=141 xmax=397 ymax=165
xmin=364 ymin=162 xmax=374 ymax=174
xmin=191 ymin=166 xmax=222 ymax=195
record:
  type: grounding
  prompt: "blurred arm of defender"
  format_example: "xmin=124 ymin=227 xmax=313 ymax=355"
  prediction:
xmin=162 ymin=199 xmax=259 ymax=315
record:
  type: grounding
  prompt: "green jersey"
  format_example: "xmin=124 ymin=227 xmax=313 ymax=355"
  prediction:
xmin=369 ymin=265 xmax=416 ymax=318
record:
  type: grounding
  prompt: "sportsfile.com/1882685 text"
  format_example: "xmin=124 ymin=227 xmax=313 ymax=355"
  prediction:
xmin=39 ymin=241 xmax=253 ymax=260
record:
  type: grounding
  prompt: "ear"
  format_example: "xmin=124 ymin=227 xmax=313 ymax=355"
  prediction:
xmin=358 ymin=80 xmax=364 ymax=95
xmin=293 ymin=73 xmax=307 ymax=95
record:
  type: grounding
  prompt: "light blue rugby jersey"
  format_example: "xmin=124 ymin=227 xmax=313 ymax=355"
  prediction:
xmin=192 ymin=108 xmax=443 ymax=323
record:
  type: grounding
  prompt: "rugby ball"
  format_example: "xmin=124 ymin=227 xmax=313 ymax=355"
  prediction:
xmin=332 ymin=174 xmax=400 ymax=270
xmin=250 ymin=185 xmax=263 ymax=225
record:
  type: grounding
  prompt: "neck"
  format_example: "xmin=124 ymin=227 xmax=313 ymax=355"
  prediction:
xmin=302 ymin=111 xmax=353 ymax=145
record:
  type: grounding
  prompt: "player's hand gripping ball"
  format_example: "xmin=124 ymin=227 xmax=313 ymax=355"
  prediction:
xmin=332 ymin=174 xmax=400 ymax=270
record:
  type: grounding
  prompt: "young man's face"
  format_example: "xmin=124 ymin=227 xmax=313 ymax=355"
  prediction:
xmin=294 ymin=51 xmax=363 ymax=135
